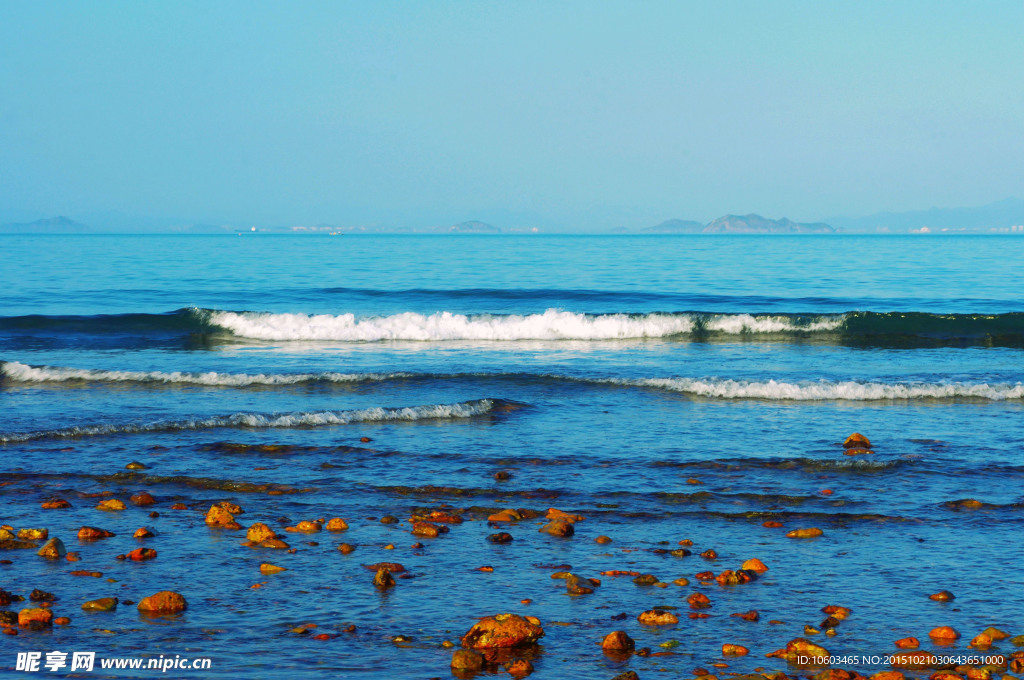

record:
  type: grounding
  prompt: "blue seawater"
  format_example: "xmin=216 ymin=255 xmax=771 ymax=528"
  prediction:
xmin=1 ymin=233 xmax=1023 ymax=678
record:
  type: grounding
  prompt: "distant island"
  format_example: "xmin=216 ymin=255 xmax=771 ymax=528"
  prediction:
xmin=640 ymin=214 xmax=836 ymax=234
xmin=0 ymin=216 xmax=92 ymax=233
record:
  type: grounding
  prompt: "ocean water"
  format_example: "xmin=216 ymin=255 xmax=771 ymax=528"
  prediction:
xmin=2 ymin=233 xmax=1023 ymax=679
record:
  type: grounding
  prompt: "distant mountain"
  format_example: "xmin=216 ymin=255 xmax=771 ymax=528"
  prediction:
xmin=0 ymin=216 xmax=92 ymax=233
xmin=641 ymin=218 xmax=705 ymax=233
xmin=827 ymin=198 xmax=1024 ymax=233
xmin=448 ymin=220 xmax=501 ymax=233
xmin=703 ymin=214 xmax=836 ymax=233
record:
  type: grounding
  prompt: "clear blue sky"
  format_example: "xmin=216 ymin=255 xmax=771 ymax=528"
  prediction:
xmin=1 ymin=1 xmax=1021 ymax=230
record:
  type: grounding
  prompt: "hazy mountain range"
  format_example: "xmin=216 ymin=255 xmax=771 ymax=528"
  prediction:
xmin=2 ymin=199 xmax=1023 ymax=234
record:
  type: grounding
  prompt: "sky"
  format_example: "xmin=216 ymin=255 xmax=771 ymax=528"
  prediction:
xmin=1 ymin=1 xmax=1022 ymax=231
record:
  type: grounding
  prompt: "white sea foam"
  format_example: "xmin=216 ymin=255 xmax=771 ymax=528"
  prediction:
xmin=0 ymin=361 xmax=408 ymax=386
xmin=203 ymin=308 xmax=844 ymax=341
xmin=0 ymin=399 xmax=499 ymax=443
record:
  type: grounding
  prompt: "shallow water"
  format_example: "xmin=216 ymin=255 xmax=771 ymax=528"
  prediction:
xmin=2 ymin=234 xmax=1023 ymax=678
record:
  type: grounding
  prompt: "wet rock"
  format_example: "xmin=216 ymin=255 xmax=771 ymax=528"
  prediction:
xmin=38 ymin=537 xmax=66 ymax=559
xmin=632 ymin=574 xmax=659 ymax=586
xmin=325 ymin=518 xmax=349 ymax=531
xmin=539 ymin=520 xmax=574 ymax=537
xmin=611 ymin=672 xmax=640 ymax=680
xmin=260 ymin=563 xmax=287 ymax=575
xmin=78 ymin=526 xmax=115 ymax=540
xmin=133 ymin=528 xmax=155 ymax=539
xmin=452 ymin=648 xmax=485 ymax=671
xmin=843 ymin=433 xmax=872 ymax=449
xmin=546 ymin=508 xmax=584 ymax=522
xmin=929 ymin=626 xmax=960 ymax=641
xmin=149 ymin=511 xmax=160 ymax=518
xmin=125 ymin=548 xmax=157 ymax=561
xmin=461 ymin=613 xmax=545 ymax=648
xmin=245 ymin=522 xmax=277 ymax=543
xmin=894 ymin=637 xmax=920 ymax=649
xmin=672 ymin=577 xmax=690 ymax=586
xmin=638 ymin=609 xmax=679 ymax=625
xmin=29 ymin=589 xmax=55 ymax=602
xmin=137 ymin=591 xmax=187 ymax=614
xmin=257 ymin=538 xmax=290 ymax=549
xmin=821 ymin=605 xmax=851 ymax=619
xmin=373 ymin=567 xmax=395 ymax=589
xmin=870 ymin=673 xmax=906 ymax=680
xmin=363 ymin=562 xmax=406 ymax=573
xmin=381 ymin=515 xmax=399 ymax=524
xmin=205 ymin=505 xmax=236 ymax=526
xmin=763 ymin=521 xmax=784 ymax=528
xmin=18 ymin=608 xmax=53 ymax=628
xmin=53 ymin=617 xmax=70 ymax=625
xmin=781 ymin=638 xmax=829 ymax=663
xmin=286 ymin=520 xmax=322 ymax=533
xmin=687 ymin=592 xmax=711 ymax=609
xmin=41 ymin=499 xmax=72 ymax=509
xmin=493 ymin=471 xmax=512 ymax=482
xmin=125 ymin=461 xmax=148 ymax=470
xmin=488 ymin=532 xmax=514 ymax=544
xmin=700 ymin=549 xmax=718 ymax=559
xmin=18 ymin=528 xmax=48 ymax=541
xmin=970 ymin=633 xmax=992 ymax=649
xmin=844 ymin=448 xmax=874 ymax=456
xmin=505 ymin=658 xmax=534 ymax=677
xmin=981 ymin=627 xmax=1010 ymax=640
xmin=70 ymin=570 xmax=103 ymax=578
xmin=411 ymin=522 xmax=446 ymax=538
xmin=722 ymin=644 xmax=749 ymax=656
xmin=669 ymin=548 xmax=691 ymax=557
xmin=96 ymin=499 xmax=126 ymax=511
xmin=338 ymin=543 xmax=356 ymax=554
xmin=716 ymin=569 xmax=756 ymax=585
xmin=787 ymin=528 xmax=824 ymax=539
xmin=566 ymin=582 xmax=594 ymax=595
xmin=170 ymin=503 xmax=187 ymax=510
xmin=602 ymin=630 xmax=635 ymax=651
xmin=82 ymin=597 xmax=118 ymax=612
xmin=732 ymin=610 xmax=759 ymax=621
xmin=946 ymin=499 xmax=984 ymax=510
xmin=741 ymin=558 xmax=768 ymax=573
xmin=695 ymin=570 xmax=715 ymax=580
xmin=489 ymin=509 xmax=522 ymax=522
xmin=929 ymin=590 xmax=955 ymax=601
xmin=130 ymin=491 xmax=156 ymax=506
xmin=596 ymin=535 xmax=613 ymax=544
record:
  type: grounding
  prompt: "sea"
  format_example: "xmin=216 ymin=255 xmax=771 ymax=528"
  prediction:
xmin=1 ymin=233 xmax=1023 ymax=679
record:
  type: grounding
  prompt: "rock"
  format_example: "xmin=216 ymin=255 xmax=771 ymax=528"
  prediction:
xmin=602 ymin=630 xmax=635 ymax=651
xmin=451 ymin=649 xmax=485 ymax=670
xmin=70 ymin=570 xmax=103 ymax=578
xmin=78 ymin=526 xmax=115 ymax=540
xmin=125 ymin=461 xmax=148 ymax=469
xmin=741 ymin=558 xmax=768 ymax=573
xmin=373 ymin=567 xmax=395 ymax=589
xmin=981 ymin=627 xmax=1010 ymax=640
xmin=489 ymin=509 xmax=522 ymax=522
xmin=493 ymin=471 xmax=512 ymax=481
xmin=700 ymin=549 xmax=718 ymax=559
xmin=82 ymin=597 xmax=118 ymax=612
xmin=126 ymin=548 xmax=157 ymax=561
xmin=894 ymin=637 xmax=920 ymax=649
xmin=567 ymin=583 xmax=594 ymax=595
xmin=38 ymin=537 xmax=66 ymax=559
xmin=844 ymin=448 xmax=874 ymax=456
xmin=137 ymin=591 xmax=187 ymax=614
xmin=505 ymin=658 xmax=534 ymax=677
xmin=970 ymin=633 xmax=992 ymax=649
xmin=218 ymin=501 xmax=243 ymax=514
xmin=687 ymin=592 xmax=711 ymax=609
xmin=632 ymin=574 xmax=658 ymax=585
xmin=672 ymin=577 xmax=690 ymax=586
xmin=716 ymin=569 xmax=756 ymax=585
xmin=18 ymin=528 xmax=48 ymax=540
xmin=929 ymin=626 xmax=960 ymax=641
xmin=871 ymin=673 xmax=906 ymax=680
xmin=205 ymin=505 xmax=235 ymax=526
xmin=381 ymin=515 xmax=399 ymax=524
xmin=258 ymin=538 xmax=289 ymax=549
xmin=595 ymin=535 xmax=613 ymax=544
xmin=783 ymin=638 xmax=829 ymax=663
xmin=246 ymin=523 xmax=277 ymax=543
xmin=611 ymin=673 xmax=640 ymax=680
xmin=325 ymin=518 xmax=348 ymax=531
xmin=821 ymin=605 xmax=851 ymax=619
xmin=723 ymin=644 xmax=749 ymax=656
xmin=488 ymin=532 xmax=514 ymax=544
xmin=637 ymin=609 xmax=679 ymax=625
xmin=929 ymin=590 xmax=955 ymax=601
xmin=41 ymin=499 xmax=72 ymax=509
xmin=53 ymin=617 xmax=70 ymax=625
xmin=170 ymin=503 xmax=187 ymax=510
xmin=411 ymin=522 xmax=444 ymax=538
xmin=338 ymin=543 xmax=355 ymax=554
xmin=539 ymin=519 xmax=574 ymax=537
xmin=787 ymin=528 xmax=824 ymax=538
xmin=732 ymin=610 xmax=760 ymax=621
xmin=29 ymin=589 xmax=55 ymax=601
xmin=96 ymin=499 xmax=126 ymax=511
xmin=763 ymin=521 xmax=784 ymax=528
xmin=843 ymin=433 xmax=872 ymax=449
xmin=461 ymin=613 xmax=545 ymax=648
xmin=130 ymin=491 xmax=156 ymax=506
xmin=260 ymin=563 xmax=287 ymax=575
xmin=545 ymin=508 xmax=584 ymax=522
xmin=363 ymin=562 xmax=406 ymax=573
xmin=18 ymin=608 xmax=53 ymax=628
xmin=133 ymin=528 xmax=155 ymax=539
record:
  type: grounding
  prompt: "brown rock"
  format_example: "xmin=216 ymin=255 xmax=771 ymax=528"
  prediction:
xmin=325 ymin=518 xmax=348 ymax=531
xmin=969 ymin=633 xmax=992 ymax=649
xmin=732 ymin=610 xmax=759 ymax=621
xmin=787 ymin=527 xmax=824 ymax=538
xmin=137 ymin=591 xmax=187 ymax=614
xmin=980 ymin=627 xmax=1010 ymax=640
xmin=741 ymin=558 xmax=769 ymax=573
xmin=545 ymin=508 xmax=584 ymax=522
xmin=373 ymin=566 xmax=395 ymax=589
xmin=871 ymin=673 xmax=906 ymax=680
xmin=929 ymin=626 xmax=960 ymax=641
xmin=53 ymin=617 xmax=70 ymax=625
xmin=260 ymin=563 xmax=287 ymax=575
xmin=763 ymin=521 xmax=784 ymax=528
xmin=505 ymin=658 xmax=533 ymax=677
xmin=363 ymin=562 xmax=406 ymax=573
xmin=41 ymin=499 xmax=72 ymax=509
xmin=82 ymin=597 xmax=118 ymax=612
xmin=133 ymin=528 xmax=155 ymax=539
xmin=126 ymin=548 xmax=157 ymax=561
xmin=894 ymin=637 xmax=919 ymax=649
xmin=461 ymin=613 xmax=545 ymax=648
xmin=258 ymin=538 xmax=289 ymax=549
xmin=125 ymin=461 xmax=148 ymax=469
xmin=602 ymin=630 xmax=635 ymax=651
xmin=78 ymin=526 xmax=115 ymax=540
xmin=96 ymin=499 xmax=126 ymax=511
xmin=130 ymin=491 xmax=156 ymax=506
xmin=18 ymin=528 xmax=48 ymax=540
xmin=18 ymin=608 xmax=53 ymax=628
xmin=723 ymin=644 xmax=749 ymax=656
xmin=411 ymin=522 xmax=444 ymax=538
xmin=37 ymin=537 xmax=66 ymax=559
xmin=844 ymin=448 xmax=874 ymax=456
xmin=338 ymin=543 xmax=355 ymax=554
xmin=451 ymin=649 xmax=484 ymax=670
xmin=205 ymin=505 xmax=235 ymax=526
xmin=595 ymin=535 xmax=613 ymax=544
xmin=638 ymin=609 xmax=679 ymax=625
xmin=929 ymin=590 xmax=955 ymax=601
xmin=687 ymin=592 xmax=711 ymax=609
xmin=170 ymin=503 xmax=187 ymax=510
xmin=488 ymin=532 xmax=514 ymax=544
xmin=783 ymin=638 xmax=829 ymax=663
xmin=539 ymin=519 xmax=574 ymax=537
xmin=843 ymin=433 xmax=872 ymax=449
xmin=488 ymin=510 xmax=522 ymax=522
xmin=246 ymin=522 xmax=277 ymax=543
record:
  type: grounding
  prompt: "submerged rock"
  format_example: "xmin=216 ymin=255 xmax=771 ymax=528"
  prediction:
xmin=539 ymin=520 xmax=574 ymax=537
xmin=602 ymin=630 xmax=635 ymax=651
xmin=130 ymin=491 xmax=156 ymax=506
xmin=325 ymin=518 xmax=349 ymax=531
xmin=787 ymin=528 xmax=824 ymax=539
xmin=637 ymin=609 xmax=679 ymax=625
xmin=373 ymin=567 xmax=395 ymax=589
xmin=137 ymin=591 xmax=187 ymax=614
xmin=929 ymin=626 xmax=960 ymax=641
xmin=82 ymin=597 xmax=118 ymax=612
xmin=460 ymin=613 xmax=545 ymax=648
xmin=451 ymin=649 xmax=484 ymax=670
xmin=96 ymin=499 xmax=126 ymax=511
xmin=78 ymin=526 xmax=115 ymax=540
xmin=41 ymin=499 xmax=72 ymax=509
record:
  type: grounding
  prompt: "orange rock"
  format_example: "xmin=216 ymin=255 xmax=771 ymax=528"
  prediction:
xmin=820 ymin=489 xmax=834 ymax=495
xmin=602 ymin=630 xmax=635 ymax=651
xmin=286 ymin=520 xmax=322 ymax=533
xmin=929 ymin=626 xmax=960 ymax=641
xmin=137 ymin=591 xmax=187 ymax=614
xmin=41 ymin=499 xmax=72 ymax=509
xmin=870 ymin=672 xmax=906 ymax=680
xmin=451 ymin=649 xmax=485 ymax=670
xmin=18 ymin=608 xmax=53 ymax=628
xmin=545 ymin=508 xmax=584 ymax=522
xmin=595 ymin=535 xmax=613 ymax=544
xmin=476 ymin=566 xmax=494 ymax=572
xmin=505 ymin=658 xmax=534 ymax=677
xmin=373 ymin=567 xmax=395 ymax=588
xmin=133 ymin=528 xmax=155 ymax=539
xmin=37 ymin=538 xmax=66 ymax=559
xmin=246 ymin=522 xmax=277 ymax=543
xmin=65 ymin=552 xmax=80 ymax=562
xmin=716 ymin=569 xmax=755 ymax=585
xmin=784 ymin=638 xmax=829 ymax=663
xmin=687 ymin=592 xmax=711 ymax=609
xmin=130 ymin=491 xmax=156 ymax=506
xmin=732 ymin=610 xmax=760 ymax=621
xmin=695 ymin=571 xmax=715 ymax=580
xmin=843 ymin=433 xmax=872 ymax=449
xmin=741 ymin=558 xmax=769 ymax=573
xmin=260 ymin=563 xmax=287 ymax=575
xmin=970 ymin=633 xmax=992 ymax=649
xmin=539 ymin=519 xmax=574 ymax=537
xmin=411 ymin=522 xmax=444 ymax=538
xmin=844 ymin=448 xmax=874 ymax=456
xmin=338 ymin=543 xmax=355 ymax=554
xmin=96 ymin=499 xmax=126 ymax=511
xmin=700 ymin=549 xmax=718 ymax=559
xmin=53 ymin=617 xmax=70 ymax=625
xmin=205 ymin=505 xmax=235 ymax=526
xmin=929 ymin=590 xmax=955 ymax=601
xmin=723 ymin=644 xmax=749 ymax=656
xmin=894 ymin=637 xmax=920 ymax=649
xmin=787 ymin=528 xmax=824 ymax=539
xmin=821 ymin=605 xmax=851 ymax=620
xmin=170 ymin=503 xmax=187 ymax=510
xmin=78 ymin=526 xmax=115 ymax=540
xmin=126 ymin=548 xmax=157 ymax=561
xmin=637 ymin=609 xmax=679 ymax=625
xmin=689 ymin=612 xmax=710 ymax=619
xmin=423 ymin=511 xmax=463 ymax=524
xmin=325 ymin=518 xmax=348 ymax=531
xmin=763 ymin=521 xmax=784 ymax=528
xmin=18 ymin=528 xmax=47 ymax=540
xmin=258 ymin=538 xmax=289 ymax=549
xmin=929 ymin=673 xmax=963 ymax=680
xmin=460 ymin=613 xmax=545 ymax=648
xmin=363 ymin=562 xmax=406 ymax=573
